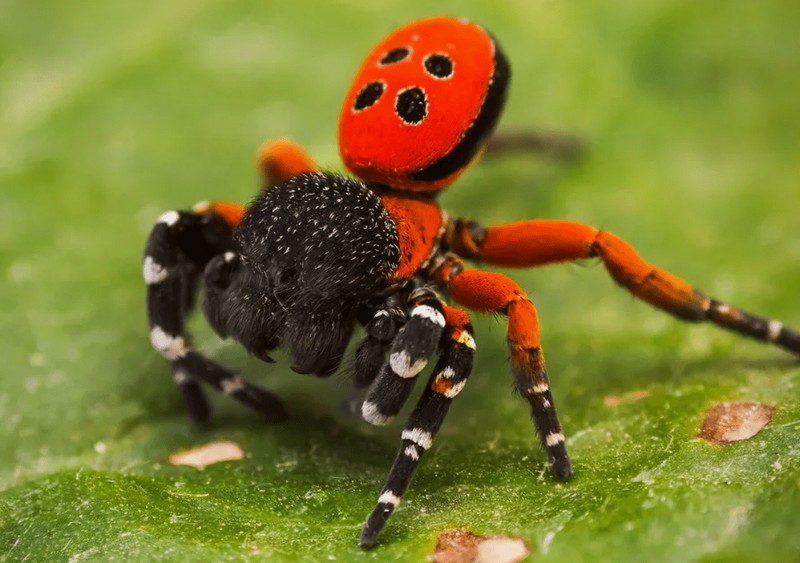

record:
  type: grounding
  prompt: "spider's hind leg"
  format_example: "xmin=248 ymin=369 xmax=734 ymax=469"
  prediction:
xmin=484 ymin=129 xmax=584 ymax=162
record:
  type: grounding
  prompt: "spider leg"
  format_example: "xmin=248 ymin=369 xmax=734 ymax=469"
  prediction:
xmin=360 ymin=288 xmax=446 ymax=425
xmin=354 ymin=307 xmax=401 ymax=389
xmin=360 ymin=305 xmax=475 ymax=549
xmin=189 ymin=139 xmax=318 ymax=229
xmin=435 ymin=259 xmax=572 ymax=482
xmin=188 ymin=137 xmax=318 ymax=236
xmin=484 ymin=129 xmax=583 ymax=161
xmin=200 ymin=252 xmax=287 ymax=420
xmin=343 ymin=306 xmax=402 ymax=417
xmin=145 ymin=210 xmax=229 ymax=422
xmin=257 ymin=138 xmax=319 ymax=189
xmin=448 ymin=218 xmax=800 ymax=356
xmin=144 ymin=209 xmax=285 ymax=422
xmin=172 ymin=350 xmax=286 ymax=421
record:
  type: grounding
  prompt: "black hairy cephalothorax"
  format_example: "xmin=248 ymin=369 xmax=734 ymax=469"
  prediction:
xmin=212 ymin=173 xmax=400 ymax=375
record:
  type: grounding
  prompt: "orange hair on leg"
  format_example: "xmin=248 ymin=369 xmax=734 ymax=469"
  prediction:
xmin=440 ymin=262 xmax=572 ymax=480
xmin=257 ymin=138 xmax=319 ymax=188
xmin=446 ymin=218 xmax=798 ymax=353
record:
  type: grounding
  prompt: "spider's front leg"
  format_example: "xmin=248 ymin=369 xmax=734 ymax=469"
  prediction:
xmin=342 ymin=303 xmax=403 ymax=417
xmin=448 ymin=218 xmax=800 ymax=355
xmin=144 ymin=209 xmax=285 ymax=422
xmin=143 ymin=138 xmax=319 ymax=422
xmin=434 ymin=258 xmax=573 ymax=481
xmin=360 ymin=288 xmax=446 ymax=425
xmin=144 ymin=209 xmax=231 ymax=422
xmin=360 ymin=304 xmax=476 ymax=549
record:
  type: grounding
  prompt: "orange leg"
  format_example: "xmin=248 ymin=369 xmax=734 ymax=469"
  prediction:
xmin=435 ymin=259 xmax=572 ymax=481
xmin=192 ymin=139 xmax=320 ymax=230
xmin=193 ymin=200 xmax=247 ymax=229
xmin=257 ymin=138 xmax=319 ymax=188
xmin=447 ymin=218 xmax=800 ymax=355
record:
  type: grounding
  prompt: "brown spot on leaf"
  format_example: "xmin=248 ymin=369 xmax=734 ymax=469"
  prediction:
xmin=604 ymin=389 xmax=650 ymax=408
xmin=168 ymin=440 xmax=245 ymax=469
xmin=431 ymin=529 xmax=530 ymax=563
xmin=698 ymin=402 xmax=775 ymax=445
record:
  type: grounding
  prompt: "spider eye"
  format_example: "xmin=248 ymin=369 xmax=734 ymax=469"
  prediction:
xmin=379 ymin=47 xmax=410 ymax=65
xmin=423 ymin=54 xmax=453 ymax=79
xmin=353 ymin=81 xmax=385 ymax=111
xmin=395 ymin=87 xmax=428 ymax=125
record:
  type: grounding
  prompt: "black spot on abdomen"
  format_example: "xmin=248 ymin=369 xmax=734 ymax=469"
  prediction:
xmin=380 ymin=47 xmax=410 ymax=65
xmin=424 ymin=54 xmax=454 ymax=79
xmin=354 ymin=81 xmax=385 ymax=111
xmin=395 ymin=87 xmax=428 ymax=125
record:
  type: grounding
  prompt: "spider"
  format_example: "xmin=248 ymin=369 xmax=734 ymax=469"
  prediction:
xmin=143 ymin=16 xmax=800 ymax=548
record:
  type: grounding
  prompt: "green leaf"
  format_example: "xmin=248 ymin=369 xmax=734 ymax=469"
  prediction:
xmin=2 ymin=1 xmax=799 ymax=561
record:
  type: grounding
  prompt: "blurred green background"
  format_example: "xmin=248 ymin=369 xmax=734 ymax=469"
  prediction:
xmin=1 ymin=0 xmax=799 ymax=561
